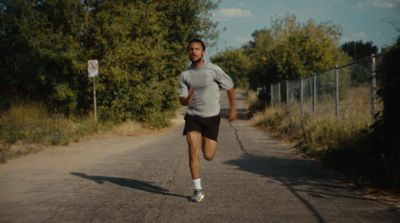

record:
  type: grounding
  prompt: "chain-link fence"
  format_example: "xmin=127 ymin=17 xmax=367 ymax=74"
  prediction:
xmin=270 ymin=54 xmax=383 ymax=126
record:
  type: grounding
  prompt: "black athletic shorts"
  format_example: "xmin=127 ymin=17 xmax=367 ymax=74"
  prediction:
xmin=183 ymin=114 xmax=221 ymax=141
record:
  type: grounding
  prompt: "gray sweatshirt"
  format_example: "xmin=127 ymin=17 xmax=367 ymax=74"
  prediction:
xmin=178 ymin=62 xmax=234 ymax=117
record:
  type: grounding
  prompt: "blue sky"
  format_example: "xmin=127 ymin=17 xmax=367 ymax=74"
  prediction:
xmin=207 ymin=0 xmax=400 ymax=58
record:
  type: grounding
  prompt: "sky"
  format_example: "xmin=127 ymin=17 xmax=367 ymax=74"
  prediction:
xmin=207 ymin=0 xmax=400 ymax=58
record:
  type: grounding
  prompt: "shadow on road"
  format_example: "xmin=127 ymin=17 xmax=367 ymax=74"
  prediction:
xmin=224 ymin=153 xmax=396 ymax=223
xmin=70 ymin=172 xmax=188 ymax=200
xmin=225 ymin=154 xmax=328 ymax=223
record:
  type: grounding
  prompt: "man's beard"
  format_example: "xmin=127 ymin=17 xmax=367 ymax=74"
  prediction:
xmin=190 ymin=57 xmax=203 ymax=63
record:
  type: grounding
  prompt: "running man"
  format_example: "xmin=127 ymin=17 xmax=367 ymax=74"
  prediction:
xmin=178 ymin=38 xmax=237 ymax=202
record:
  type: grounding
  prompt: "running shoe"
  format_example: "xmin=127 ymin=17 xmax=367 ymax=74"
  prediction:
xmin=190 ymin=189 xmax=205 ymax=202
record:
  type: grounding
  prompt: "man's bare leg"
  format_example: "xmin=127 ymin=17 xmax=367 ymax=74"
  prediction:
xmin=202 ymin=137 xmax=217 ymax=161
xmin=186 ymin=131 xmax=202 ymax=179
xmin=186 ymin=131 xmax=206 ymax=202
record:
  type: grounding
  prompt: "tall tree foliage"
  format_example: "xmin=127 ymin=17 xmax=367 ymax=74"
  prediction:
xmin=0 ymin=0 xmax=219 ymax=127
xmin=211 ymin=48 xmax=252 ymax=88
xmin=0 ymin=0 xmax=85 ymax=113
xmin=341 ymin=40 xmax=379 ymax=85
xmin=246 ymin=15 xmax=350 ymax=86
xmin=372 ymin=36 xmax=400 ymax=187
xmin=341 ymin=40 xmax=378 ymax=60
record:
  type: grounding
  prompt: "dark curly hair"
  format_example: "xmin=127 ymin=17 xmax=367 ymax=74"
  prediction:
xmin=187 ymin=38 xmax=206 ymax=51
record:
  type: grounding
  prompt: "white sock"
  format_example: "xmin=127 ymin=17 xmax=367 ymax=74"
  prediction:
xmin=193 ymin=178 xmax=202 ymax=190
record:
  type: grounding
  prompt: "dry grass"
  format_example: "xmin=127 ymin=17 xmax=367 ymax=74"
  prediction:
xmin=254 ymin=107 xmax=368 ymax=158
xmin=0 ymin=102 xmax=184 ymax=163
xmin=111 ymin=120 xmax=146 ymax=136
xmin=245 ymin=90 xmax=259 ymax=108
xmin=0 ymin=102 xmax=102 ymax=162
xmin=253 ymin=86 xmax=373 ymax=158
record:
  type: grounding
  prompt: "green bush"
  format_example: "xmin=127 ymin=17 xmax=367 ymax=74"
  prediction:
xmin=1 ymin=0 xmax=219 ymax=128
xmin=365 ymin=37 xmax=400 ymax=188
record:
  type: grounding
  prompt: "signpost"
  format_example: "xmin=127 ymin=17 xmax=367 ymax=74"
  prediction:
xmin=88 ymin=59 xmax=98 ymax=121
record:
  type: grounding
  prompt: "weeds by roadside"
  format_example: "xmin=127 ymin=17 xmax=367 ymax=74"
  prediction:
xmin=251 ymin=104 xmax=400 ymax=191
xmin=0 ymin=102 xmax=101 ymax=162
xmin=252 ymin=107 xmax=368 ymax=156
xmin=250 ymin=103 xmax=389 ymax=186
xmin=0 ymin=102 xmax=173 ymax=163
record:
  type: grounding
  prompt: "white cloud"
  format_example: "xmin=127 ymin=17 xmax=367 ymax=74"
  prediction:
xmin=352 ymin=32 xmax=368 ymax=40
xmin=219 ymin=8 xmax=252 ymax=18
xmin=371 ymin=0 xmax=400 ymax=8
xmin=357 ymin=0 xmax=400 ymax=10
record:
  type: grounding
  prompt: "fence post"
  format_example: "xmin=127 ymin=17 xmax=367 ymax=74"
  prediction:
xmin=335 ymin=65 xmax=340 ymax=120
xmin=286 ymin=80 xmax=289 ymax=110
xmin=370 ymin=54 xmax=377 ymax=122
xmin=312 ymin=73 xmax=317 ymax=115
xmin=300 ymin=79 xmax=304 ymax=118
xmin=277 ymin=82 xmax=281 ymax=107
xmin=270 ymin=83 xmax=274 ymax=107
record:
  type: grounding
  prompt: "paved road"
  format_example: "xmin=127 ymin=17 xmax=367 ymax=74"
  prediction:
xmin=0 ymin=92 xmax=399 ymax=223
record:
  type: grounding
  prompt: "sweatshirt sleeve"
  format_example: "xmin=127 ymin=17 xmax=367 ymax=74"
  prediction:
xmin=212 ymin=64 xmax=234 ymax=90
xmin=178 ymin=71 xmax=189 ymax=98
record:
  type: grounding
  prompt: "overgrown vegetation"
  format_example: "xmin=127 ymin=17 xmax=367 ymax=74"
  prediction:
xmin=211 ymin=48 xmax=252 ymax=88
xmin=341 ymin=40 xmax=378 ymax=60
xmin=0 ymin=102 xmax=101 ymax=162
xmin=323 ymin=37 xmax=400 ymax=189
xmin=326 ymin=37 xmax=400 ymax=190
xmin=0 ymin=0 xmax=219 ymax=127
xmin=374 ymin=37 xmax=400 ymax=188
xmin=252 ymin=38 xmax=400 ymax=189
xmin=212 ymin=14 xmax=350 ymax=88
xmin=253 ymin=85 xmax=371 ymax=156
xmin=0 ymin=0 xmax=219 ymax=161
xmin=253 ymin=106 xmax=369 ymax=155
xmin=212 ymin=11 xmax=399 ymax=190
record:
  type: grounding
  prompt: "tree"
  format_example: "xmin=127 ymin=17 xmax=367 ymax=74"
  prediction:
xmin=341 ymin=40 xmax=378 ymax=60
xmin=88 ymin=0 xmax=219 ymax=126
xmin=211 ymin=48 xmax=252 ymax=88
xmin=0 ymin=0 xmax=219 ymax=127
xmin=341 ymin=40 xmax=379 ymax=85
xmin=372 ymin=36 xmax=400 ymax=187
xmin=0 ymin=0 xmax=86 ymax=113
xmin=245 ymin=14 xmax=350 ymax=87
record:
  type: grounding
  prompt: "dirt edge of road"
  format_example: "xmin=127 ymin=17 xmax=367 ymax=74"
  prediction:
xmin=1 ymin=111 xmax=185 ymax=164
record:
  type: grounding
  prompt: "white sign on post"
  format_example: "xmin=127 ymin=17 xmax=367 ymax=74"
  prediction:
xmin=88 ymin=59 xmax=98 ymax=121
xmin=88 ymin=59 xmax=98 ymax=77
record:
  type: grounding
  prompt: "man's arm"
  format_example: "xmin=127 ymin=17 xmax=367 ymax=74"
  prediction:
xmin=227 ymin=88 xmax=237 ymax=122
xmin=179 ymin=88 xmax=194 ymax=106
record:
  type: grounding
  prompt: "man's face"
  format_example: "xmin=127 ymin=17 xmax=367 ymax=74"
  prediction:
xmin=188 ymin=42 xmax=205 ymax=63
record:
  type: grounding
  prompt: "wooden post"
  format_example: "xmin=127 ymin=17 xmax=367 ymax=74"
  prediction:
xmin=286 ymin=80 xmax=289 ymax=110
xmin=370 ymin=54 xmax=377 ymax=122
xmin=335 ymin=65 xmax=340 ymax=121
xmin=300 ymin=79 xmax=304 ymax=118
xmin=312 ymin=74 xmax=317 ymax=115
xmin=270 ymin=84 xmax=274 ymax=107
xmin=277 ymin=82 xmax=281 ymax=107
xmin=93 ymin=77 xmax=97 ymax=121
